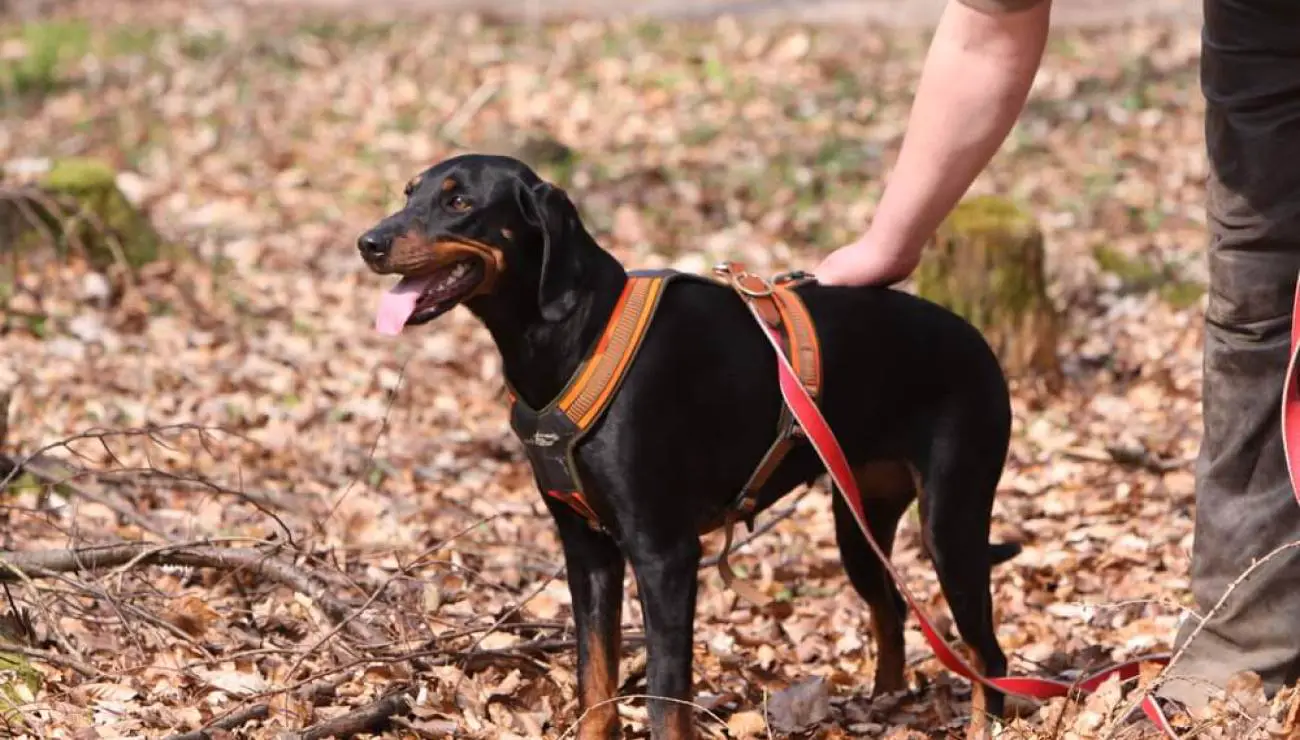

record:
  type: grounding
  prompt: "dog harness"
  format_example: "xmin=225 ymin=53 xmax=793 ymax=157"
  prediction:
xmin=505 ymin=264 xmax=822 ymax=601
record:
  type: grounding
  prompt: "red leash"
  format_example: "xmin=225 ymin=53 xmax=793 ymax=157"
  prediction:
xmin=742 ymin=289 xmax=1300 ymax=733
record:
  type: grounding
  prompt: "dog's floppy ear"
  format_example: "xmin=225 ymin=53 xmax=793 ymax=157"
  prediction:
xmin=516 ymin=180 xmax=582 ymax=322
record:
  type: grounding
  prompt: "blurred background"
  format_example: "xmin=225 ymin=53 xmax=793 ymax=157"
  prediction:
xmin=0 ymin=0 xmax=1220 ymax=738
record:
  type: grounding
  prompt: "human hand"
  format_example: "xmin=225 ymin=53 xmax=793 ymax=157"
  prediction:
xmin=811 ymin=233 xmax=922 ymax=287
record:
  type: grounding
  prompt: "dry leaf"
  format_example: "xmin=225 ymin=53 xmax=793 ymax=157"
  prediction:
xmin=0 ymin=8 xmax=1212 ymax=738
xmin=767 ymin=676 xmax=830 ymax=734
xmin=726 ymin=710 xmax=768 ymax=738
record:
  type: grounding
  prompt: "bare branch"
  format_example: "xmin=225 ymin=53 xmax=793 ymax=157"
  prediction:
xmin=160 ymin=674 xmax=349 ymax=740
xmin=0 ymin=543 xmax=386 ymax=646
xmin=0 ymin=452 xmax=168 ymax=537
xmin=0 ymin=642 xmax=103 ymax=678
xmin=289 ymin=688 xmax=414 ymax=740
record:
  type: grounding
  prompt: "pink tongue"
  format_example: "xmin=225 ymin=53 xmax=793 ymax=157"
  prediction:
xmin=375 ymin=274 xmax=437 ymax=336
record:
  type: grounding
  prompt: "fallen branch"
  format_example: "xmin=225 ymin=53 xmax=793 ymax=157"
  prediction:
xmin=161 ymin=674 xmax=348 ymax=740
xmin=0 ymin=543 xmax=386 ymax=646
xmin=162 ymin=704 xmax=269 ymax=740
xmin=0 ymin=452 xmax=168 ymax=537
xmin=1058 ymin=443 xmax=1189 ymax=474
xmin=289 ymin=688 xmax=414 ymax=740
xmin=0 ymin=642 xmax=103 ymax=678
xmin=1101 ymin=539 xmax=1300 ymax=739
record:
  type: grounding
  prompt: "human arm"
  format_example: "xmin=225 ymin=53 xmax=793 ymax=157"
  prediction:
xmin=812 ymin=0 xmax=1052 ymax=287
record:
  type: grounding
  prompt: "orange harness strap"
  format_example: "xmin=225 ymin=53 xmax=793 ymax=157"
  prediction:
xmin=708 ymin=262 xmax=824 ymax=605
xmin=507 ymin=274 xmax=670 ymax=532
xmin=507 ymin=265 xmax=823 ymax=607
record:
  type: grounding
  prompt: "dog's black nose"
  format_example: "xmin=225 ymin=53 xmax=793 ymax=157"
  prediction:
xmin=358 ymin=232 xmax=390 ymax=260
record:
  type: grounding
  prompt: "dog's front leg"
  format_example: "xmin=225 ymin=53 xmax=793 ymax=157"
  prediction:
xmin=629 ymin=538 xmax=701 ymax=740
xmin=552 ymin=507 xmax=627 ymax=740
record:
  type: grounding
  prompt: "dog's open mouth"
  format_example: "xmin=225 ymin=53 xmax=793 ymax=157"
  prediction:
xmin=374 ymin=258 xmax=485 ymax=335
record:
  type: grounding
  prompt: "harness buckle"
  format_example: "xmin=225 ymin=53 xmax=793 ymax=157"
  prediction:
xmin=713 ymin=262 xmax=774 ymax=298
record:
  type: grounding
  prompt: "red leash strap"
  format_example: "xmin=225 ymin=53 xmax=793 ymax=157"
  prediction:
xmin=745 ymin=300 xmax=1178 ymax=732
xmin=1284 ymin=276 xmax=1300 ymax=503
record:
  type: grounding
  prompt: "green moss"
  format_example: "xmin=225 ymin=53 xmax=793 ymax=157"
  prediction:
xmin=941 ymin=194 xmax=1036 ymax=236
xmin=106 ymin=26 xmax=159 ymax=56
xmin=1160 ymin=280 xmax=1206 ymax=309
xmin=178 ymin=30 xmax=227 ymax=61
xmin=41 ymin=157 xmax=167 ymax=268
xmin=0 ymin=652 xmax=40 ymax=728
xmin=1093 ymin=244 xmax=1205 ymax=309
xmin=917 ymin=195 xmax=1060 ymax=380
xmin=0 ymin=20 xmax=91 ymax=101
xmin=0 ymin=473 xmax=42 ymax=496
xmin=299 ymin=18 xmax=395 ymax=44
xmin=1093 ymin=244 xmax=1156 ymax=284
xmin=42 ymin=157 xmax=115 ymax=191
xmin=2 ymin=157 xmax=176 ymax=272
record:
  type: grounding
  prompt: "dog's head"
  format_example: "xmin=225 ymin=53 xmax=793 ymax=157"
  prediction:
xmin=359 ymin=153 xmax=588 ymax=335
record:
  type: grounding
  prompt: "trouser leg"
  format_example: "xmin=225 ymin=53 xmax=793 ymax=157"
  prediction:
xmin=1160 ymin=3 xmax=1300 ymax=703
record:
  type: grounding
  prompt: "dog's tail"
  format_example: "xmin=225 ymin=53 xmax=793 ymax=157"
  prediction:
xmin=989 ymin=541 xmax=1022 ymax=566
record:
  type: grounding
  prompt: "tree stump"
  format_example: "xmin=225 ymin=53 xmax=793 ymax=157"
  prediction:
xmin=1 ymin=156 xmax=170 ymax=274
xmin=915 ymin=195 xmax=1061 ymax=384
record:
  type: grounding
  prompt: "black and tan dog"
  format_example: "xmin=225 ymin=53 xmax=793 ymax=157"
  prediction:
xmin=359 ymin=153 xmax=1019 ymax=739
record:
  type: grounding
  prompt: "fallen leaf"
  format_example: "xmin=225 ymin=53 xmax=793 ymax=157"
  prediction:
xmin=767 ymin=676 xmax=830 ymax=734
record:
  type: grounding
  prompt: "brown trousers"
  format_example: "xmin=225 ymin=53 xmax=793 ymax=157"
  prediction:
xmin=1160 ymin=0 xmax=1300 ymax=707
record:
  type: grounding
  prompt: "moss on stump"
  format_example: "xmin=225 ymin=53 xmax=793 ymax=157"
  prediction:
xmin=916 ymin=195 xmax=1061 ymax=383
xmin=1 ymin=156 xmax=170 ymax=272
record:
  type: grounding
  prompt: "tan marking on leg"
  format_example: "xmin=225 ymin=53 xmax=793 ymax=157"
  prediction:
xmin=966 ymin=649 xmax=992 ymax=740
xmin=868 ymin=600 xmax=907 ymax=694
xmin=852 ymin=460 xmax=918 ymax=504
xmin=661 ymin=704 xmax=695 ymax=740
xmin=850 ymin=460 xmax=915 ymax=695
xmin=578 ymin=628 xmax=620 ymax=740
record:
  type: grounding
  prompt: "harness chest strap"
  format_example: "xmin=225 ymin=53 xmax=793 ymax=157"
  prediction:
xmin=506 ymin=266 xmax=824 ymax=608
xmin=507 ymin=273 xmax=669 ymax=532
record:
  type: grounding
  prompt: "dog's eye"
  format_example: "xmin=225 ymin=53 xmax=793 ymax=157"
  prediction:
xmin=403 ymin=177 xmax=420 ymax=197
xmin=445 ymin=194 xmax=472 ymax=213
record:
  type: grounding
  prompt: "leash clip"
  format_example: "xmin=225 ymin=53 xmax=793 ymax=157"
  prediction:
xmin=773 ymin=269 xmax=814 ymax=285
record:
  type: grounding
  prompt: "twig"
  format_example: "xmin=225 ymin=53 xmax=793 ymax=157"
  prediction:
xmin=0 ymin=453 xmax=168 ymax=537
xmin=699 ymin=486 xmax=812 ymax=569
xmin=283 ymin=512 xmax=507 ymax=682
xmin=556 ymin=692 xmax=729 ymax=740
xmin=0 ymin=543 xmax=387 ymax=646
xmin=1100 ymin=539 xmax=1300 ymax=739
xmin=323 ymin=357 xmax=408 ymax=526
xmin=1057 ymin=444 xmax=1189 ymax=474
xmin=161 ymin=704 xmax=269 ymax=740
xmin=454 ymin=564 xmax=563 ymax=694
xmin=440 ymin=80 xmax=500 ymax=144
xmin=287 ymin=687 xmax=414 ymax=740
xmin=388 ymin=716 xmax=444 ymax=740
xmin=283 ymin=565 xmax=407 ymax=684
xmin=0 ymin=390 xmax=10 ymax=454
xmin=161 ymin=674 xmax=348 ymax=740
xmin=111 ymin=466 xmax=303 ymax=522
xmin=0 ymin=423 xmax=257 ymax=492
xmin=0 ymin=641 xmax=103 ymax=678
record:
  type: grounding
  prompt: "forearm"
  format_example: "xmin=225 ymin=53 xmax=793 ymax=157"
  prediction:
xmin=867 ymin=0 xmax=1051 ymax=267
